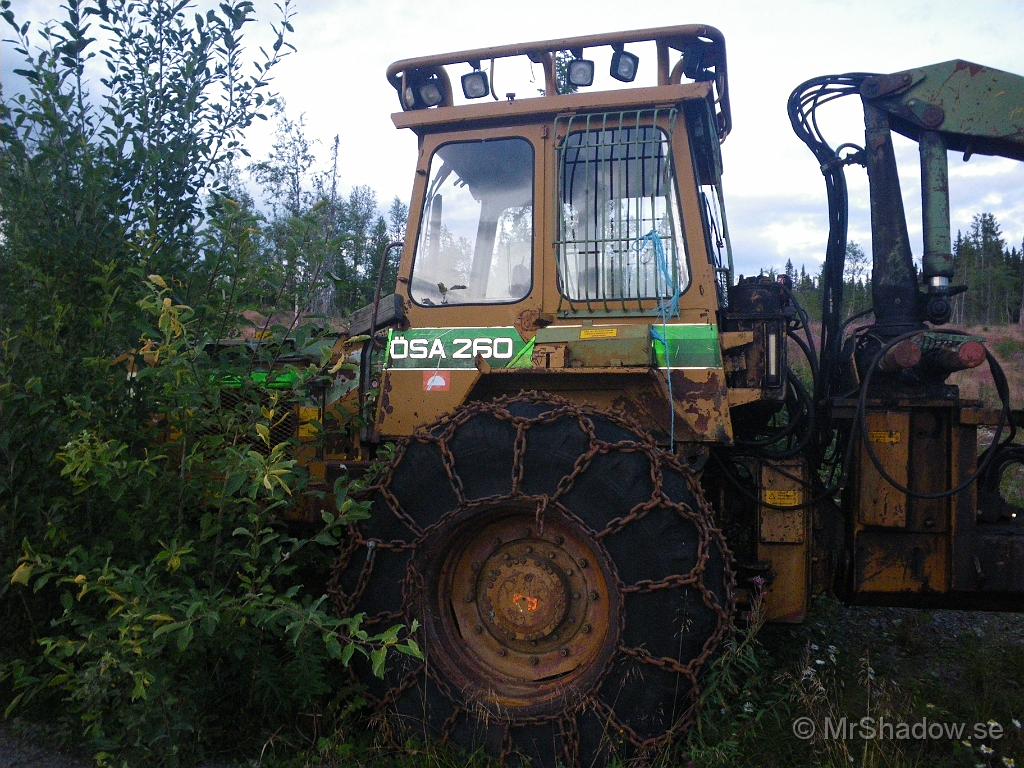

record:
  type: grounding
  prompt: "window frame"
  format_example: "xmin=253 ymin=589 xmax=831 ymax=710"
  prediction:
xmin=408 ymin=135 xmax=538 ymax=309
xmin=554 ymin=115 xmax=695 ymax=311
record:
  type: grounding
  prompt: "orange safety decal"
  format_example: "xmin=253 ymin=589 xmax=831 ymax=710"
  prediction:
xmin=422 ymin=370 xmax=451 ymax=392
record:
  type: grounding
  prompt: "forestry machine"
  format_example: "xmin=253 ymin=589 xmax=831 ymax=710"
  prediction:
xmin=272 ymin=26 xmax=1024 ymax=765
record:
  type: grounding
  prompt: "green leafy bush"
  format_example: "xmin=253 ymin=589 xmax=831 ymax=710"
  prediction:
xmin=0 ymin=3 xmax=417 ymax=765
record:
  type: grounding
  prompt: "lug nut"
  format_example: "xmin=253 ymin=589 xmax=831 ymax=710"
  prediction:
xmin=560 ymin=647 xmax=570 ymax=657
xmin=578 ymin=559 xmax=588 ymax=568
xmin=474 ymin=624 xmax=484 ymax=634
xmin=498 ymin=648 xmax=508 ymax=657
xmin=582 ymin=623 xmax=592 ymax=634
xmin=555 ymin=535 xmax=565 ymax=545
xmin=590 ymin=591 xmax=599 ymax=601
xmin=548 ymin=551 xmax=556 ymax=559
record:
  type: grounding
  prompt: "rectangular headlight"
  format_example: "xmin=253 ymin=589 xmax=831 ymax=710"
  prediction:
xmin=610 ymin=50 xmax=639 ymax=83
xmin=567 ymin=58 xmax=594 ymax=87
xmin=461 ymin=70 xmax=489 ymax=99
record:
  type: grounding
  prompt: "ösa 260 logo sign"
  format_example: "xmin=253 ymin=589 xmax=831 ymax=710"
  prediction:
xmin=386 ymin=329 xmax=525 ymax=370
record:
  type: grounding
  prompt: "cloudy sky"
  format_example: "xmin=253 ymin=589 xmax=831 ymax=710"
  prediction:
xmin=5 ymin=0 xmax=1023 ymax=276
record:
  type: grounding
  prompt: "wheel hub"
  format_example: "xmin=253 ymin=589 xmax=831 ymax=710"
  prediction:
xmin=427 ymin=505 xmax=619 ymax=706
xmin=481 ymin=543 xmax=570 ymax=643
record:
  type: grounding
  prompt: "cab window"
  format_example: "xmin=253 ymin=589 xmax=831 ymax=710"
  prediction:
xmin=411 ymin=138 xmax=534 ymax=306
xmin=557 ymin=125 xmax=689 ymax=303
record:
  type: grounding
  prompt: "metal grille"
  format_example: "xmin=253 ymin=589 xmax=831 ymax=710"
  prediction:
xmin=555 ymin=110 xmax=688 ymax=313
xmin=210 ymin=387 xmax=298 ymax=456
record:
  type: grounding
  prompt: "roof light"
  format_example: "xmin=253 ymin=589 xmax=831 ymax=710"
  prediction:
xmin=461 ymin=69 xmax=489 ymax=99
xmin=567 ymin=49 xmax=594 ymax=88
xmin=401 ymin=85 xmax=417 ymax=110
xmin=610 ymin=47 xmax=639 ymax=83
xmin=418 ymin=80 xmax=444 ymax=107
xmin=682 ymin=40 xmax=714 ymax=81
xmin=399 ymin=68 xmax=449 ymax=110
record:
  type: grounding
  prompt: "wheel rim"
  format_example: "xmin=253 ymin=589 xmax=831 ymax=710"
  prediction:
xmin=423 ymin=500 xmax=619 ymax=711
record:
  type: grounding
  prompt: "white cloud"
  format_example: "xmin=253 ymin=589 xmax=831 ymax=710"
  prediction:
xmin=6 ymin=0 xmax=1024 ymax=265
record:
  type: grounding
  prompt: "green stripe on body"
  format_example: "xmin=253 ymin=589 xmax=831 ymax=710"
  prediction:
xmin=652 ymin=324 xmax=721 ymax=368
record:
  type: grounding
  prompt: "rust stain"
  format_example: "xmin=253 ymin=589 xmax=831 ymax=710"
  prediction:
xmin=954 ymin=60 xmax=986 ymax=77
xmin=513 ymin=593 xmax=540 ymax=613
xmin=669 ymin=370 xmax=722 ymax=434
xmin=380 ymin=374 xmax=395 ymax=415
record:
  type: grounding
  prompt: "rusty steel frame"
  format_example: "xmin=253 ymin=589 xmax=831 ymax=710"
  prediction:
xmin=386 ymin=25 xmax=730 ymax=138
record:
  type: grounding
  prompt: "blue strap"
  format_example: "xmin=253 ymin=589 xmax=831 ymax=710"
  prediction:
xmin=637 ymin=230 xmax=679 ymax=444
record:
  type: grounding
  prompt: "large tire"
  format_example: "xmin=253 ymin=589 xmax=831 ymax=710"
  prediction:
xmin=332 ymin=393 xmax=735 ymax=765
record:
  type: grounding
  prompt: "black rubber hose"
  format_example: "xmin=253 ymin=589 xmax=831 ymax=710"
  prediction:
xmin=856 ymin=329 xmax=1011 ymax=500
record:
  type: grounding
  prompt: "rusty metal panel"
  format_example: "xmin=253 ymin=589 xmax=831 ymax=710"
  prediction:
xmin=859 ymin=410 xmax=909 ymax=527
xmin=297 ymin=406 xmax=320 ymax=441
xmin=951 ymin=421 xmax=981 ymax=591
xmin=531 ymin=343 xmax=569 ymax=369
xmin=906 ymin=410 xmax=948 ymax=532
xmin=759 ymin=545 xmax=808 ymax=623
xmin=855 ymin=531 xmax=948 ymax=594
xmin=469 ymin=368 xmax=732 ymax=446
xmin=568 ymin=337 xmax=650 ymax=367
xmin=720 ymin=330 xmax=754 ymax=350
xmin=659 ymin=367 xmax=734 ymax=443
xmin=727 ymin=388 xmax=762 ymax=408
xmin=377 ymin=368 xmax=480 ymax=437
xmin=757 ymin=460 xmax=809 ymax=622
xmin=759 ymin=462 xmax=806 ymax=544
xmin=566 ymin=325 xmax=652 ymax=367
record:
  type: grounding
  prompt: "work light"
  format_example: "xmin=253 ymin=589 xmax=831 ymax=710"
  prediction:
xmin=610 ymin=48 xmax=639 ymax=82
xmin=461 ymin=69 xmax=489 ymax=99
xmin=400 ymin=69 xmax=448 ymax=110
xmin=418 ymin=80 xmax=444 ymax=107
xmin=567 ymin=58 xmax=594 ymax=87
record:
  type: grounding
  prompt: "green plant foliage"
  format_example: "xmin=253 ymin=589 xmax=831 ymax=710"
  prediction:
xmin=0 ymin=3 xmax=418 ymax=765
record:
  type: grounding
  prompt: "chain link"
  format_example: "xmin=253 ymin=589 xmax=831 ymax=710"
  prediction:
xmin=329 ymin=391 xmax=736 ymax=764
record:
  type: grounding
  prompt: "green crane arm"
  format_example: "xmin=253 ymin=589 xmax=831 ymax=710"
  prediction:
xmin=858 ymin=60 xmax=1024 ymax=326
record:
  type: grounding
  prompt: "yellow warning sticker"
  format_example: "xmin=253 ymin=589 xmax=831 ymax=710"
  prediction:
xmin=869 ymin=430 xmax=901 ymax=444
xmin=764 ymin=489 xmax=801 ymax=507
xmin=579 ymin=328 xmax=618 ymax=340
